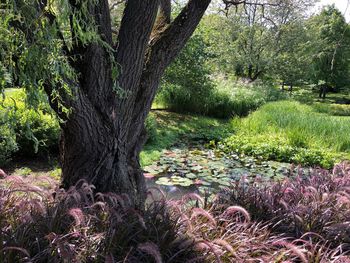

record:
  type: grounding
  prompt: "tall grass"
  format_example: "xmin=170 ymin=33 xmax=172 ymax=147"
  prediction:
xmin=312 ymin=102 xmax=350 ymax=116
xmin=238 ymin=101 xmax=350 ymax=152
xmin=224 ymin=101 xmax=350 ymax=167
xmin=157 ymin=79 xmax=287 ymax=119
xmin=1 ymin=164 xmax=350 ymax=262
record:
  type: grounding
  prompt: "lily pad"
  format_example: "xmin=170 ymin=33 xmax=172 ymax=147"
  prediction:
xmin=186 ymin=173 xmax=197 ymax=179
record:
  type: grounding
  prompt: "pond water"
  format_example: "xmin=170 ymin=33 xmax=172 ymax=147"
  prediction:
xmin=144 ymin=142 xmax=310 ymax=199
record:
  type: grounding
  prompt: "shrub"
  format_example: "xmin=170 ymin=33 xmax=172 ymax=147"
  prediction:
xmin=145 ymin=114 xmax=158 ymax=143
xmin=0 ymin=89 xmax=59 ymax=160
xmin=158 ymin=76 xmax=287 ymax=119
xmin=157 ymin=34 xmax=216 ymax=116
xmin=221 ymin=134 xmax=338 ymax=168
xmin=0 ymin=124 xmax=18 ymax=166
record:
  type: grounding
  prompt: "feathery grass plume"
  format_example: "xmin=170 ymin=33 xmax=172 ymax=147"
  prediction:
xmin=221 ymin=206 xmax=251 ymax=223
xmin=147 ymin=187 xmax=167 ymax=201
xmin=190 ymin=207 xmax=217 ymax=227
xmin=1 ymin=166 xmax=350 ymax=262
xmin=217 ymin=162 xmax=350 ymax=251
xmin=272 ymin=241 xmax=308 ymax=263
xmin=212 ymin=239 xmax=235 ymax=255
xmin=68 ymin=208 xmax=85 ymax=226
xmin=137 ymin=242 xmax=163 ymax=263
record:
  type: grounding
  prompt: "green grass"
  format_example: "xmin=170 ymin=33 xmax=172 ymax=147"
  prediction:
xmin=223 ymin=101 xmax=350 ymax=168
xmin=312 ymin=102 xmax=350 ymax=116
xmin=141 ymin=111 xmax=232 ymax=166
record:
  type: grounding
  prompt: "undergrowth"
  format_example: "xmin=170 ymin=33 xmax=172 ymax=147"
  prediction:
xmin=1 ymin=163 xmax=350 ymax=262
xmin=0 ymin=89 xmax=59 ymax=165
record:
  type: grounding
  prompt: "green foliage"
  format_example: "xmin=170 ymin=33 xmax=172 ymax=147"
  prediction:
xmin=0 ymin=89 xmax=59 ymax=162
xmin=272 ymin=21 xmax=311 ymax=86
xmin=0 ymin=0 xmax=119 ymax=117
xmin=0 ymin=124 xmax=18 ymax=166
xmin=307 ymin=5 xmax=350 ymax=89
xmin=214 ymin=79 xmax=288 ymax=117
xmin=223 ymin=101 xmax=350 ymax=168
xmin=157 ymin=34 xmax=216 ymax=116
xmin=222 ymin=134 xmax=336 ymax=168
xmin=145 ymin=114 xmax=158 ymax=143
xmin=141 ymin=111 xmax=232 ymax=166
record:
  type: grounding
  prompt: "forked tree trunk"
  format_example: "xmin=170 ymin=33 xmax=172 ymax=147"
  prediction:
xmin=49 ymin=0 xmax=211 ymax=208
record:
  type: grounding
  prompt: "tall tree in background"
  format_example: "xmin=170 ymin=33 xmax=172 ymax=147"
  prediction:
xmin=272 ymin=21 xmax=310 ymax=89
xmin=308 ymin=5 xmax=350 ymax=98
xmin=202 ymin=0 xmax=317 ymax=82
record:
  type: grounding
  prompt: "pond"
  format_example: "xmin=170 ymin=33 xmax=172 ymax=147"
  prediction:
xmin=144 ymin=142 xmax=310 ymax=199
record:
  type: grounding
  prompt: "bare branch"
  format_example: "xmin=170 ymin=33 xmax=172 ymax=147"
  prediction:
xmin=223 ymin=0 xmax=279 ymax=10
xmin=109 ymin=0 xmax=125 ymax=11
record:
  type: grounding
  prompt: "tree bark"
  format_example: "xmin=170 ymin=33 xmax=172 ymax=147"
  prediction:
xmin=55 ymin=0 xmax=211 ymax=209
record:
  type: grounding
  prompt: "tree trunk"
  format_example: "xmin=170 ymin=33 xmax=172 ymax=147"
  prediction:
xmin=52 ymin=0 xmax=211 ymax=209
xmin=319 ymin=85 xmax=327 ymax=99
xmin=60 ymin=99 xmax=148 ymax=208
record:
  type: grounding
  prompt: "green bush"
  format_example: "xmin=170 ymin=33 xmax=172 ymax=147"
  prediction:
xmin=209 ymin=80 xmax=288 ymax=118
xmin=0 ymin=89 xmax=59 ymax=161
xmin=221 ymin=134 xmax=337 ymax=168
xmin=0 ymin=123 xmax=18 ymax=166
xmin=157 ymin=33 xmax=217 ymax=116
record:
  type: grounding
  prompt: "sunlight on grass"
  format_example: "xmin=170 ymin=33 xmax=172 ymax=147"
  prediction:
xmin=224 ymin=101 xmax=350 ymax=167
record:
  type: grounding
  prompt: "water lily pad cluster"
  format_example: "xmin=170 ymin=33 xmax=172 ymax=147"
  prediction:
xmin=143 ymin=146 xmax=297 ymax=191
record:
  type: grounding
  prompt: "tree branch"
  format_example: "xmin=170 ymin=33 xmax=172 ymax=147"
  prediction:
xmin=128 ymin=0 xmax=211 ymax=148
xmin=113 ymin=0 xmax=160 ymax=132
xmin=115 ymin=0 xmax=160 ymax=91
xmin=223 ymin=0 xmax=279 ymax=9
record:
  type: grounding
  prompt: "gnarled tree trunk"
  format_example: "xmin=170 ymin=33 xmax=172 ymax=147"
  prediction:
xmin=49 ymin=0 xmax=211 ymax=208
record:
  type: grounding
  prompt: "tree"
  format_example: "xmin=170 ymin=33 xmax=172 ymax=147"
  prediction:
xmin=2 ymin=0 xmax=212 ymax=208
xmin=202 ymin=0 xmax=317 ymax=82
xmin=272 ymin=21 xmax=311 ymax=90
xmin=307 ymin=5 xmax=350 ymax=98
xmin=158 ymin=31 xmax=215 ymax=115
xmin=2 ymin=0 xmax=306 ymax=209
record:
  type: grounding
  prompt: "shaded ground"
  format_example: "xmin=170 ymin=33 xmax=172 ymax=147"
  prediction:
xmin=0 ymin=110 xmax=316 ymax=198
